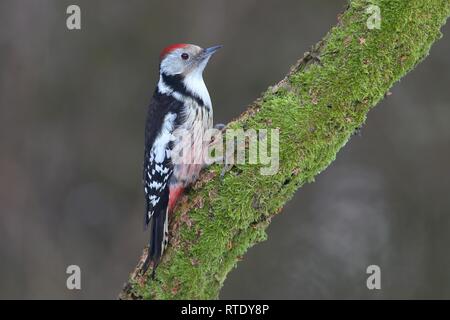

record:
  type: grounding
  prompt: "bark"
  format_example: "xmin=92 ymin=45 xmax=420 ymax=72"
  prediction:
xmin=119 ymin=0 xmax=450 ymax=299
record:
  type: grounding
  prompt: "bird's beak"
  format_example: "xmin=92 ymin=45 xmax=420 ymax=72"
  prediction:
xmin=201 ymin=45 xmax=223 ymax=58
xmin=193 ymin=45 xmax=222 ymax=72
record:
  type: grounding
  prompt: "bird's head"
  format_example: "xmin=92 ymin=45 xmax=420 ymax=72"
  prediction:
xmin=159 ymin=43 xmax=222 ymax=77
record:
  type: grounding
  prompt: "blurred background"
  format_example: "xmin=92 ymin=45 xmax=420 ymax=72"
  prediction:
xmin=1 ymin=0 xmax=449 ymax=299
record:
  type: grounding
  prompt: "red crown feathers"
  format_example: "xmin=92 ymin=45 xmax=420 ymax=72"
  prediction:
xmin=160 ymin=43 xmax=188 ymax=59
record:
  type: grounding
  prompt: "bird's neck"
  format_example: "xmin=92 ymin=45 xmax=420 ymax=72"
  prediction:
xmin=158 ymin=72 xmax=212 ymax=109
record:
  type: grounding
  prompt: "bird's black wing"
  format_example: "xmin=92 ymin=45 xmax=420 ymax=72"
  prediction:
xmin=143 ymin=92 xmax=184 ymax=228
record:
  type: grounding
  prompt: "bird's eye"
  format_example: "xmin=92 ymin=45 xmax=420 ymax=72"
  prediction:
xmin=181 ymin=53 xmax=189 ymax=60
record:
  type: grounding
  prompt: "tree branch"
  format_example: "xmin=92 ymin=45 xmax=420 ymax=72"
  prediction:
xmin=120 ymin=0 xmax=450 ymax=299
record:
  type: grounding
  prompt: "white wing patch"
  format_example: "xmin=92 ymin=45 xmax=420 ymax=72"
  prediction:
xmin=149 ymin=181 xmax=162 ymax=189
xmin=152 ymin=112 xmax=176 ymax=163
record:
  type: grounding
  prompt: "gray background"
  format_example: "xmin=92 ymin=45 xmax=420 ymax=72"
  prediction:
xmin=0 ymin=0 xmax=449 ymax=299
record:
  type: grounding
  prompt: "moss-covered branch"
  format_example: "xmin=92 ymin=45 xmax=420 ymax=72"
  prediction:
xmin=120 ymin=0 xmax=450 ymax=299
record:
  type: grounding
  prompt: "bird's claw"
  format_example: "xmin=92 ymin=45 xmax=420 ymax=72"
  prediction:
xmin=214 ymin=123 xmax=226 ymax=131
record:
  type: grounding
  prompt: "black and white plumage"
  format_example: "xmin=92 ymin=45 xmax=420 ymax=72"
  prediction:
xmin=142 ymin=43 xmax=222 ymax=272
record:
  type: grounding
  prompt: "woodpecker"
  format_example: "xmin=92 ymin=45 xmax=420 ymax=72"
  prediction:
xmin=142 ymin=43 xmax=222 ymax=273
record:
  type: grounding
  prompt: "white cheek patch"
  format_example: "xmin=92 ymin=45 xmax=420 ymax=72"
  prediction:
xmin=160 ymin=51 xmax=185 ymax=75
xmin=183 ymin=70 xmax=212 ymax=109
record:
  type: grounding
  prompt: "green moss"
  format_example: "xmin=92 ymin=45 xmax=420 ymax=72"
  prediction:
xmin=123 ymin=0 xmax=450 ymax=299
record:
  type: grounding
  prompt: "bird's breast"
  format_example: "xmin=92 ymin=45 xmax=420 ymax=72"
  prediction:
xmin=171 ymin=102 xmax=212 ymax=186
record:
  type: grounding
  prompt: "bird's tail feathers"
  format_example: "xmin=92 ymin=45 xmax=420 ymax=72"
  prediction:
xmin=142 ymin=206 xmax=169 ymax=275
